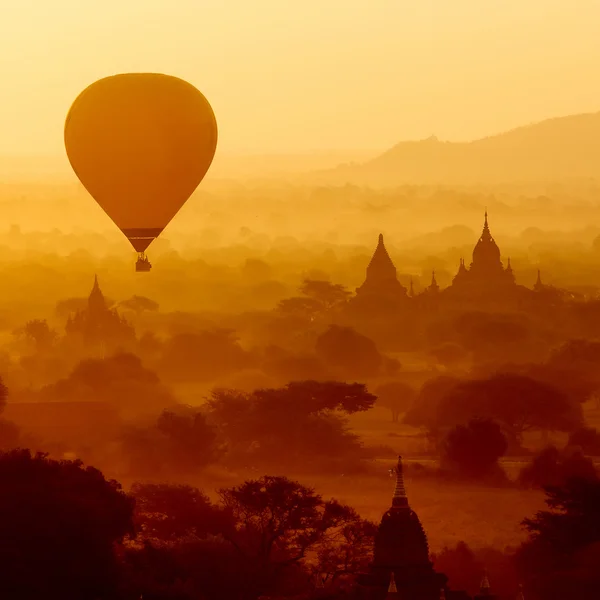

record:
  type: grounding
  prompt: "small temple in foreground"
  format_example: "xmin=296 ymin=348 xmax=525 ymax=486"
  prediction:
xmin=357 ymin=456 xmax=469 ymax=600
xmin=356 ymin=456 xmax=516 ymax=600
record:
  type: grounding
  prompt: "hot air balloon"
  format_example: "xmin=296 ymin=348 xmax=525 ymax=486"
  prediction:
xmin=64 ymin=73 xmax=218 ymax=271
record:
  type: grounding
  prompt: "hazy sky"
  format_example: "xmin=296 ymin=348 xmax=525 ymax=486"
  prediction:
xmin=2 ymin=0 xmax=600 ymax=155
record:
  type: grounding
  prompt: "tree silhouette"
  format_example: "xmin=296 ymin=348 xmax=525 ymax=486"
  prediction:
xmin=403 ymin=375 xmax=461 ymax=429
xmin=0 ymin=419 xmax=19 ymax=450
xmin=429 ymin=343 xmax=468 ymax=368
xmin=207 ymin=382 xmax=372 ymax=470
xmin=569 ymin=427 xmax=600 ymax=456
xmin=375 ymin=381 xmax=416 ymax=422
xmin=131 ymin=482 xmax=233 ymax=542
xmin=41 ymin=352 xmax=175 ymax=419
xmin=442 ymin=418 xmax=508 ymax=479
xmin=122 ymin=409 xmax=222 ymax=477
xmin=517 ymin=476 xmax=600 ymax=599
xmin=299 ymin=279 xmax=351 ymax=311
xmin=0 ymin=375 xmax=8 ymax=414
xmin=0 ymin=449 xmax=134 ymax=600
xmin=519 ymin=446 xmax=598 ymax=489
xmin=316 ymin=325 xmax=382 ymax=378
xmin=219 ymin=476 xmax=362 ymax=568
xmin=436 ymin=373 xmax=582 ymax=442
xmin=119 ymin=295 xmax=160 ymax=315
xmin=16 ymin=319 xmax=57 ymax=351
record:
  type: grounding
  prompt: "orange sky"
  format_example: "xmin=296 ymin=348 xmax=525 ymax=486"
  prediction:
xmin=1 ymin=0 xmax=600 ymax=155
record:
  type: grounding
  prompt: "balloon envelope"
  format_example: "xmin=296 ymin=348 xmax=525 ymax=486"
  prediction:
xmin=64 ymin=73 xmax=218 ymax=252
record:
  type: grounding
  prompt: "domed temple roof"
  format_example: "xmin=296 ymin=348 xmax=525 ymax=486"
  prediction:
xmin=471 ymin=212 xmax=502 ymax=272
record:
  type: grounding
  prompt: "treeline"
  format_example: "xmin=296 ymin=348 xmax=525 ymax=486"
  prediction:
xmin=1 ymin=448 xmax=600 ymax=599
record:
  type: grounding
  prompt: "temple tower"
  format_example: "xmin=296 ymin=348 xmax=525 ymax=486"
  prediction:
xmin=357 ymin=456 xmax=450 ymax=599
xmin=356 ymin=234 xmax=407 ymax=300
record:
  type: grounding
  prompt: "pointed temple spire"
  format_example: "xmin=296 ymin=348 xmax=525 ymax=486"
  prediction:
xmin=365 ymin=233 xmax=398 ymax=280
xmin=430 ymin=270 xmax=439 ymax=292
xmin=480 ymin=570 xmax=491 ymax=595
xmin=391 ymin=456 xmax=409 ymax=510
xmin=409 ymin=277 xmax=414 ymax=297
xmin=388 ymin=571 xmax=398 ymax=594
xmin=480 ymin=209 xmax=493 ymax=242
xmin=88 ymin=274 xmax=107 ymax=314
xmin=534 ymin=269 xmax=544 ymax=292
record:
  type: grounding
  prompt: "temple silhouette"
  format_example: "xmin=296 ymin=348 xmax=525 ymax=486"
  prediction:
xmin=357 ymin=456 xmax=468 ymax=600
xmin=352 ymin=212 xmax=567 ymax=313
xmin=65 ymin=275 xmax=134 ymax=352
xmin=357 ymin=456 xmax=510 ymax=600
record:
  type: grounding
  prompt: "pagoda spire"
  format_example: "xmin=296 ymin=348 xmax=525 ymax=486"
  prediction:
xmin=388 ymin=571 xmax=398 ymax=594
xmin=480 ymin=209 xmax=493 ymax=242
xmin=480 ymin=570 xmax=491 ymax=595
xmin=88 ymin=274 xmax=107 ymax=314
xmin=430 ymin=270 xmax=439 ymax=291
xmin=391 ymin=455 xmax=409 ymax=510
xmin=409 ymin=277 xmax=414 ymax=297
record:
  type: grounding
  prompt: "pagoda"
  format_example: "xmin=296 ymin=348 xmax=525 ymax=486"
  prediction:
xmin=357 ymin=456 xmax=469 ymax=600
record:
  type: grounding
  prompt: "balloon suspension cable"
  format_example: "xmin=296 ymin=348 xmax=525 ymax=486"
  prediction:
xmin=135 ymin=252 xmax=152 ymax=272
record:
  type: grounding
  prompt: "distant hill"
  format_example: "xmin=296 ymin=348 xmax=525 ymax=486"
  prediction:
xmin=0 ymin=150 xmax=375 ymax=184
xmin=308 ymin=112 xmax=600 ymax=186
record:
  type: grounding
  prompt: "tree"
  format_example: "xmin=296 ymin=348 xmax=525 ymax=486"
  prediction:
xmin=455 ymin=311 xmax=531 ymax=362
xmin=40 ymin=352 xmax=175 ymax=419
xmin=0 ymin=449 xmax=134 ymax=599
xmin=157 ymin=410 xmax=222 ymax=470
xmin=436 ymin=373 xmax=582 ymax=443
xmin=119 ymin=295 xmax=160 ymax=316
xmin=314 ymin=517 xmax=377 ymax=588
xmin=159 ymin=329 xmax=254 ymax=383
xmin=442 ymin=418 xmax=508 ymax=479
xmin=518 ymin=446 xmax=598 ymax=489
xmin=277 ymin=296 xmax=324 ymax=321
xmin=516 ymin=476 xmax=600 ymax=599
xmin=375 ymin=381 xmax=416 ymax=422
xmin=16 ymin=319 xmax=57 ymax=351
xmin=403 ymin=375 xmax=461 ymax=429
xmin=316 ymin=325 xmax=382 ymax=379
xmin=276 ymin=280 xmax=350 ymax=322
xmin=207 ymin=382 xmax=372 ymax=470
xmin=0 ymin=375 xmax=8 ymax=414
xmin=122 ymin=409 xmax=222 ymax=477
xmin=299 ymin=279 xmax=351 ymax=311
xmin=0 ymin=419 xmax=20 ymax=450
xmin=429 ymin=343 xmax=468 ymax=368
xmin=131 ymin=482 xmax=233 ymax=542
xmin=432 ymin=542 xmax=483 ymax=597
xmin=219 ymin=476 xmax=362 ymax=568
xmin=256 ymin=380 xmax=377 ymax=415
xmin=242 ymin=258 xmax=273 ymax=282
xmin=569 ymin=427 xmax=600 ymax=456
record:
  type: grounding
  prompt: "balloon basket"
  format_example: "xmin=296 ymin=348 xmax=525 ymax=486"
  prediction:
xmin=135 ymin=256 xmax=152 ymax=272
